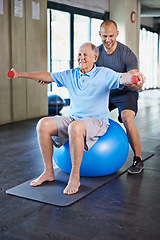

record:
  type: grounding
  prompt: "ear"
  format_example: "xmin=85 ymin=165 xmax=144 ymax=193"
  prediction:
xmin=99 ymin=30 xmax=101 ymax=37
xmin=116 ymin=31 xmax=119 ymax=37
xmin=94 ymin=54 xmax=98 ymax=63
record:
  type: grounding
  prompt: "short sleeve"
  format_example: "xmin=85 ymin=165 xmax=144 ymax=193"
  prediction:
xmin=50 ymin=70 xmax=72 ymax=87
xmin=124 ymin=48 xmax=139 ymax=71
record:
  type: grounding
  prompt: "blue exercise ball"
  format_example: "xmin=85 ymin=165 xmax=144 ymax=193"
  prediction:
xmin=48 ymin=94 xmax=64 ymax=115
xmin=53 ymin=119 xmax=129 ymax=177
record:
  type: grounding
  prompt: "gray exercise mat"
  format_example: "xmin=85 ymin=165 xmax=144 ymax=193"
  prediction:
xmin=6 ymin=152 xmax=154 ymax=207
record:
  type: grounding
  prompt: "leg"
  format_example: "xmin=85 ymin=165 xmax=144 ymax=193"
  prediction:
xmin=63 ymin=121 xmax=86 ymax=195
xmin=30 ymin=117 xmax=58 ymax=186
xmin=121 ymin=109 xmax=142 ymax=160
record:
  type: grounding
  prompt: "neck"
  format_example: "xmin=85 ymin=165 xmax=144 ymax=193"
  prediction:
xmin=81 ymin=65 xmax=94 ymax=74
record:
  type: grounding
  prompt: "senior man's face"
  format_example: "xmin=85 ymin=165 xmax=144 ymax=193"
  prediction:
xmin=77 ymin=44 xmax=97 ymax=74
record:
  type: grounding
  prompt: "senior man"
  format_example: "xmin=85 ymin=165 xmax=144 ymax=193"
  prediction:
xmin=11 ymin=42 xmax=145 ymax=195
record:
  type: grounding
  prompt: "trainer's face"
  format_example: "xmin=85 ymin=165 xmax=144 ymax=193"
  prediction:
xmin=78 ymin=44 xmax=98 ymax=74
xmin=99 ymin=23 xmax=119 ymax=51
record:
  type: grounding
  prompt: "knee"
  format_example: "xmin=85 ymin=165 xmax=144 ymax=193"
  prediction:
xmin=121 ymin=114 xmax=134 ymax=129
xmin=68 ymin=121 xmax=85 ymax=137
xmin=36 ymin=117 xmax=50 ymax=133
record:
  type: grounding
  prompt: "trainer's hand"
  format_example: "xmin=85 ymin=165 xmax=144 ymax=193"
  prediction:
xmin=130 ymin=72 xmax=146 ymax=90
xmin=133 ymin=72 xmax=146 ymax=85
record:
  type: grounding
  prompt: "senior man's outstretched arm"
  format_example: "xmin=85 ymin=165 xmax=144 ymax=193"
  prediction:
xmin=11 ymin=68 xmax=53 ymax=84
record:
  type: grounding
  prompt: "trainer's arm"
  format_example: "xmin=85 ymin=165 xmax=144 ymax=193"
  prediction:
xmin=11 ymin=68 xmax=53 ymax=84
xmin=120 ymin=72 xmax=146 ymax=86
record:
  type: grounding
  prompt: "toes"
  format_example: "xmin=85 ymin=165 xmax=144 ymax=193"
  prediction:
xmin=30 ymin=178 xmax=43 ymax=187
xmin=30 ymin=180 xmax=35 ymax=186
xmin=63 ymin=187 xmax=78 ymax=195
xmin=30 ymin=179 xmax=39 ymax=186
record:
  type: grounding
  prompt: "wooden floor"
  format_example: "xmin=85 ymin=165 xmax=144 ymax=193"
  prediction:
xmin=0 ymin=89 xmax=160 ymax=240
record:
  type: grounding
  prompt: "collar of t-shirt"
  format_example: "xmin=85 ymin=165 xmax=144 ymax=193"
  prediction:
xmin=78 ymin=64 xmax=97 ymax=78
xmin=77 ymin=65 xmax=97 ymax=89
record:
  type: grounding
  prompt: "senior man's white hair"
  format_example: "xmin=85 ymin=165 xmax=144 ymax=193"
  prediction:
xmin=80 ymin=42 xmax=99 ymax=57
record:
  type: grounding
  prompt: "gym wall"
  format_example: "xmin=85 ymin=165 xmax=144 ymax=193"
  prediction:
xmin=0 ymin=0 xmax=48 ymax=125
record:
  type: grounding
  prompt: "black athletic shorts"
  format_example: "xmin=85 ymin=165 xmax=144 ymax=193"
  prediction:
xmin=109 ymin=90 xmax=138 ymax=123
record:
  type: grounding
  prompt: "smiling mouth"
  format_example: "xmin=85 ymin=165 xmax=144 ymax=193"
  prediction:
xmin=105 ymin=42 xmax=111 ymax=46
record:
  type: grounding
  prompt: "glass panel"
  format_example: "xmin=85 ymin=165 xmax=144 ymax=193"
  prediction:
xmin=91 ymin=18 xmax=103 ymax=46
xmin=74 ymin=14 xmax=90 ymax=67
xmin=50 ymin=9 xmax=70 ymax=98
xmin=139 ymin=28 xmax=158 ymax=89
xmin=153 ymin=32 xmax=158 ymax=88
xmin=51 ymin=9 xmax=70 ymax=71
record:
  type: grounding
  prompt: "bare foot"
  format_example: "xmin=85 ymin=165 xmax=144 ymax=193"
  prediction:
xmin=30 ymin=170 xmax=55 ymax=187
xmin=63 ymin=175 xmax=80 ymax=195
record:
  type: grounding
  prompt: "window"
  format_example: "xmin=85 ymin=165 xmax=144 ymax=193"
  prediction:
xmin=47 ymin=2 xmax=106 ymax=98
xmin=47 ymin=9 xmax=70 ymax=97
xmin=74 ymin=14 xmax=91 ymax=68
xmin=51 ymin=10 xmax=70 ymax=72
xmin=74 ymin=16 xmax=103 ymax=68
xmin=91 ymin=18 xmax=104 ymax=46
xmin=139 ymin=27 xmax=159 ymax=89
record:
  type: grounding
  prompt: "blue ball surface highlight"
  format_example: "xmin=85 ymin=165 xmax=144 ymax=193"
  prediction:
xmin=53 ymin=119 xmax=129 ymax=177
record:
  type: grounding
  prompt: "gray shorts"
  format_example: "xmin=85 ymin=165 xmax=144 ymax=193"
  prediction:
xmin=52 ymin=116 xmax=108 ymax=151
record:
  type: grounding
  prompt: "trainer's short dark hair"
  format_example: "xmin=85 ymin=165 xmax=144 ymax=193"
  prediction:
xmin=100 ymin=20 xmax=118 ymax=30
